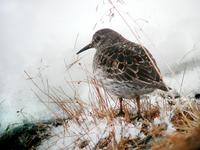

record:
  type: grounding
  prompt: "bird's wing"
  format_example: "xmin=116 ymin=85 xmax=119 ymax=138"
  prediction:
xmin=98 ymin=42 xmax=167 ymax=91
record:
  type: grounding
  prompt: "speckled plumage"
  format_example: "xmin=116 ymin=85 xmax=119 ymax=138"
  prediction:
xmin=77 ymin=28 xmax=168 ymax=117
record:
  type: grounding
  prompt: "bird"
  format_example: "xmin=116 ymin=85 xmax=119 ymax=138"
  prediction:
xmin=76 ymin=28 xmax=168 ymax=118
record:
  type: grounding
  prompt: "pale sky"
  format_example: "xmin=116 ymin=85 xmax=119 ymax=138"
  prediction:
xmin=0 ymin=0 xmax=200 ymax=130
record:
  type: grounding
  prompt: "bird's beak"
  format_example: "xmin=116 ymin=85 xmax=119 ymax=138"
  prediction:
xmin=76 ymin=43 xmax=93 ymax=54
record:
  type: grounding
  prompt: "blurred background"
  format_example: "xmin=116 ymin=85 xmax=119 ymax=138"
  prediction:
xmin=0 ymin=0 xmax=200 ymax=131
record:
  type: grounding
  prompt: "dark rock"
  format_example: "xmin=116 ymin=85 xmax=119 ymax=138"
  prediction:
xmin=0 ymin=122 xmax=50 ymax=150
xmin=195 ymin=93 xmax=200 ymax=99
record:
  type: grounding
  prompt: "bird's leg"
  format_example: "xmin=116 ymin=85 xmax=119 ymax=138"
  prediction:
xmin=135 ymin=95 xmax=144 ymax=120
xmin=136 ymin=96 xmax=141 ymax=115
xmin=117 ymin=97 xmax=125 ymax=116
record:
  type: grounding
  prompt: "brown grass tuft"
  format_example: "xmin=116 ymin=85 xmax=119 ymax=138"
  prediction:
xmin=152 ymin=102 xmax=200 ymax=150
xmin=152 ymin=125 xmax=200 ymax=150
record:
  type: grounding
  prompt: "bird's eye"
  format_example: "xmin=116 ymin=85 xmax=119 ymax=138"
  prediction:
xmin=95 ymin=36 xmax=101 ymax=42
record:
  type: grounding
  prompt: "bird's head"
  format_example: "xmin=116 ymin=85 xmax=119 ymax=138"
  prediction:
xmin=76 ymin=28 xmax=123 ymax=54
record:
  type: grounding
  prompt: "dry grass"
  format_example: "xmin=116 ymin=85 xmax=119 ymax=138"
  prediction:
xmin=171 ymin=101 xmax=200 ymax=131
xmin=152 ymin=102 xmax=200 ymax=150
xmin=152 ymin=125 xmax=200 ymax=150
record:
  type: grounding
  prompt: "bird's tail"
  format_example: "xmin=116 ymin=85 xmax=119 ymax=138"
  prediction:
xmin=157 ymin=82 xmax=170 ymax=92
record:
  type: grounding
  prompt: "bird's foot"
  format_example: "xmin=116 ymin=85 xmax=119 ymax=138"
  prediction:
xmin=133 ymin=112 xmax=144 ymax=121
xmin=116 ymin=110 xmax=125 ymax=117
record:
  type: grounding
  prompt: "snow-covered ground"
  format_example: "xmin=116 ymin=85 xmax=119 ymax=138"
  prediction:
xmin=35 ymin=84 xmax=196 ymax=149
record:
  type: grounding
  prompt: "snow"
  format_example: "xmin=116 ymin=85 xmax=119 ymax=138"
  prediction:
xmin=36 ymin=88 xmax=186 ymax=149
